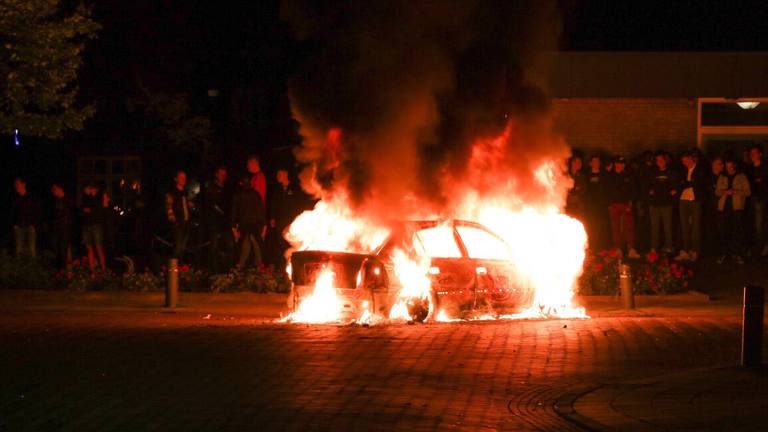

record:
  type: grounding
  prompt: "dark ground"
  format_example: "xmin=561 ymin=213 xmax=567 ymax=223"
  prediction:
xmin=0 ymin=257 xmax=766 ymax=431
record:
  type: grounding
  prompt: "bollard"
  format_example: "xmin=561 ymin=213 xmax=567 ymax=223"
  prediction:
xmin=619 ymin=263 xmax=634 ymax=309
xmin=741 ymin=286 xmax=764 ymax=367
xmin=165 ymin=258 xmax=178 ymax=308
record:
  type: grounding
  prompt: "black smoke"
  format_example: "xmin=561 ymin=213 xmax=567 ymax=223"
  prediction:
xmin=282 ymin=0 xmax=567 ymax=216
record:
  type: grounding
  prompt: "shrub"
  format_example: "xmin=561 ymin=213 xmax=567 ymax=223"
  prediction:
xmin=0 ymin=251 xmax=56 ymax=289
xmin=210 ymin=266 xmax=290 ymax=293
xmin=122 ymin=270 xmax=163 ymax=292
xmin=578 ymin=250 xmax=693 ymax=295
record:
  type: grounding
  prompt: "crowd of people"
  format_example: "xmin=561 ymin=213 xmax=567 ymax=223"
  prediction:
xmin=10 ymin=145 xmax=768 ymax=274
xmin=10 ymin=155 xmax=306 ymax=274
xmin=567 ymin=145 xmax=768 ymax=264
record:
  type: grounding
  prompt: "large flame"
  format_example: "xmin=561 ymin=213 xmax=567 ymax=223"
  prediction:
xmin=282 ymin=124 xmax=588 ymax=324
xmin=282 ymin=268 xmax=342 ymax=323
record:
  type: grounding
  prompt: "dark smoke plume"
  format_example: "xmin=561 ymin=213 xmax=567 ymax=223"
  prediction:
xmin=282 ymin=0 xmax=567 ymax=218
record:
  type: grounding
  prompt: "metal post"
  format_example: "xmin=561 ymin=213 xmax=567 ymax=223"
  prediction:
xmin=619 ymin=262 xmax=634 ymax=309
xmin=741 ymin=286 xmax=764 ymax=367
xmin=166 ymin=258 xmax=178 ymax=308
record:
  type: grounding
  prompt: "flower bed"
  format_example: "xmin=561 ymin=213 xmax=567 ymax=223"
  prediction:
xmin=0 ymin=252 xmax=286 ymax=293
xmin=579 ymin=249 xmax=693 ymax=296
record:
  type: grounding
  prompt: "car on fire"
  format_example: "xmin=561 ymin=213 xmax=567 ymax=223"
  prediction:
xmin=288 ymin=220 xmax=529 ymax=322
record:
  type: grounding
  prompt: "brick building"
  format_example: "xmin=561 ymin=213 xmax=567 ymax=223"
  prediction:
xmin=545 ymin=52 xmax=768 ymax=157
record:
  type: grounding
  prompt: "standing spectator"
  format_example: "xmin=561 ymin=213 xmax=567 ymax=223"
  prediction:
xmin=565 ymin=155 xmax=586 ymax=220
xmin=268 ymin=168 xmax=301 ymax=270
xmin=704 ymin=157 xmax=725 ymax=255
xmin=50 ymin=183 xmax=73 ymax=267
xmin=11 ymin=178 xmax=41 ymax=258
xmin=246 ymin=155 xmax=267 ymax=212
xmin=232 ymin=173 xmax=267 ymax=268
xmin=747 ymin=145 xmax=768 ymax=257
xmin=647 ymin=151 xmax=678 ymax=254
xmin=101 ymin=191 xmax=119 ymax=264
xmin=635 ymin=151 xmax=656 ymax=252
xmin=80 ymin=184 xmax=107 ymax=272
xmin=676 ymin=151 xmax=707 ymax=262
xmin=202 ymin=166 xmax=234 ymax=272
xmin=584 ymin=155 xmax=609 ymax=251
xmin=607 ymin=157 xmax=640 ymax=258
xmin=715 ymin=159 xmax=751 ymax=264
xmin=165 ymin=170 xmax=193 ymax=261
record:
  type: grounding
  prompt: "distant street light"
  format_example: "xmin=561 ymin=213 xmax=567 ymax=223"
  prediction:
xmin=736 ymin=101 xmax=760 ymax=109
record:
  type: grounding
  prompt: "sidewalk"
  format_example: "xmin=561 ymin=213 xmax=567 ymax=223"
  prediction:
xmin=557 ymin=366 xmax=768 ymax=431
xmin=0 ymin=289 xmax=289 ymax=318
xmin=0 ymin=289 xmax=750 ymax=319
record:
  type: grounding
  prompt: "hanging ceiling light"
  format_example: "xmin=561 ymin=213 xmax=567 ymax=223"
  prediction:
xmin=736 ymin=101 xmax=760 ymax=110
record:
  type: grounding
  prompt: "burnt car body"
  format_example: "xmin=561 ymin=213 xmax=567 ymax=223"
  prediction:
xmin=288 ymin=220 xmax=529 ymax=322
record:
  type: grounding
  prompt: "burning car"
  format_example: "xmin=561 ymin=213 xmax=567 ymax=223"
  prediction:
xmin=287 ymin=219 xmax=529 ymax=322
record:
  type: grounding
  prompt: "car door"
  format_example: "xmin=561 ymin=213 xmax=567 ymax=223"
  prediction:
xmin=454 ymin=222 xmax=524 ymax=313
xmin=413 ymin=224 xmax=477 ymax=315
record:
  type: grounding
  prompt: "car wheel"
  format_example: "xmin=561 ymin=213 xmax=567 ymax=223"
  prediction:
xmin=407 ymin=289 xmax=439 ymax=323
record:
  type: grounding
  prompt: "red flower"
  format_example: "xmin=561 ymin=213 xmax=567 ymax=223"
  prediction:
xmin=179 ymin=264 xmax=190 ymax=272
xmin=72 ymin=259 xmax=81 ymax=266
xmin=594 ymin=263 xmax=603 ymax=272
xmin=687 ymin=269 xmax=694 ymax=277
xmin=607 ymin=249 xmax=616 ymax=257
xmin=647 ymin=251 xmax=658 ymax=264
xmin=599 ymin=250 xmax=608 ymax=257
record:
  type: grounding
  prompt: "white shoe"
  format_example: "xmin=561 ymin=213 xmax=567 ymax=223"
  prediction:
xmin=627 ymin=248 xmax=641 ymax=259
xmin=674 ymin=250 xmax=690 ymax=261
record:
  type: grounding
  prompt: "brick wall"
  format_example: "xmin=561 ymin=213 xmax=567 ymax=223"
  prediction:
xmin=552 ymin=98 xmax=697 ymax=156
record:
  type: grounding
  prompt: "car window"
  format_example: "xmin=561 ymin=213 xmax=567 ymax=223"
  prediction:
xmin=414 ymin=226 xmax=462 ymax=258
xmin=456 ymin=226 xmax=512 ymax=261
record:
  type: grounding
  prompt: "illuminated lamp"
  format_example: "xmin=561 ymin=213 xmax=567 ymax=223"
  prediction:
xmin=736 ymin=101 xmax=760 ymax=109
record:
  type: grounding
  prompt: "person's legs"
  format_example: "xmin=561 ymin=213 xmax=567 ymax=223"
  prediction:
xmin=753 ymin=200 xmax=766 ymax=253
xmin=92 ymin=225 xmax=106 ymax=272
xmin=238 ymin=232 xmax=252 ymax=267
xmin=608 ymin=204 xmax=623 ymax=249
xmin=13 ymin=226 xmax=23 ymax=257
xmin=661 ymin=206 xmax=674 ymax=252
xmin=649 ymin=206 xmax=661 ymax=251
xmin=27 ymin=227 xmax=36 ymax=258
xmin=690 ymin=201 xmax=702 ymax=255
xmin=679 ymin=201 xmax=692 ymax=252
xmin=621 ymin=204 xmax=636 ymax=249
xmin=732 ymin=210 xmax=746 ymax=258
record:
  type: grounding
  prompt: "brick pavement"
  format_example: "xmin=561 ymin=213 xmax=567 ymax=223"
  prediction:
xmin=0 ymin=309 xmax=758 ymax=431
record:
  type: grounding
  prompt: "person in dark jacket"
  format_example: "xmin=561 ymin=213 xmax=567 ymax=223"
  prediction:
xmin=747 ymin=145 xmax=768 ymax=256
xmin=565 ymin=155 xmax=586 ymax=221
xmin=202 ymin=166 xmax=233 ymax=272
xmin=646 ymin=151 xmax=679 ymax=254
xmin=584 ymin=155 xmax=609 ymax=251
xmin=165 ymin=170 xmax=194 ymax=261
xmin=675 ymin=151 xmax=707 ymax=262
xmin=12 ymin=178 xmax=41 ymax=258
xmin=81 ymin=183 xmax=106 ymax=272
xmin=50 ymin=183 xmax=73 ymax=267
xmin=268 ymin=169 xmax=302 ymax=270
xmin=233 ymin=174 xmax=267 ymax=268
xmin=607 ymin=157 xmax=640 ymax=258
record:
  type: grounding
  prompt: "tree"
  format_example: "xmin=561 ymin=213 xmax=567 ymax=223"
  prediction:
xmin=0 ymin=0 xmax=99 ymax=139
xmin=128 ymin=88 xmax=213 ymax=159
